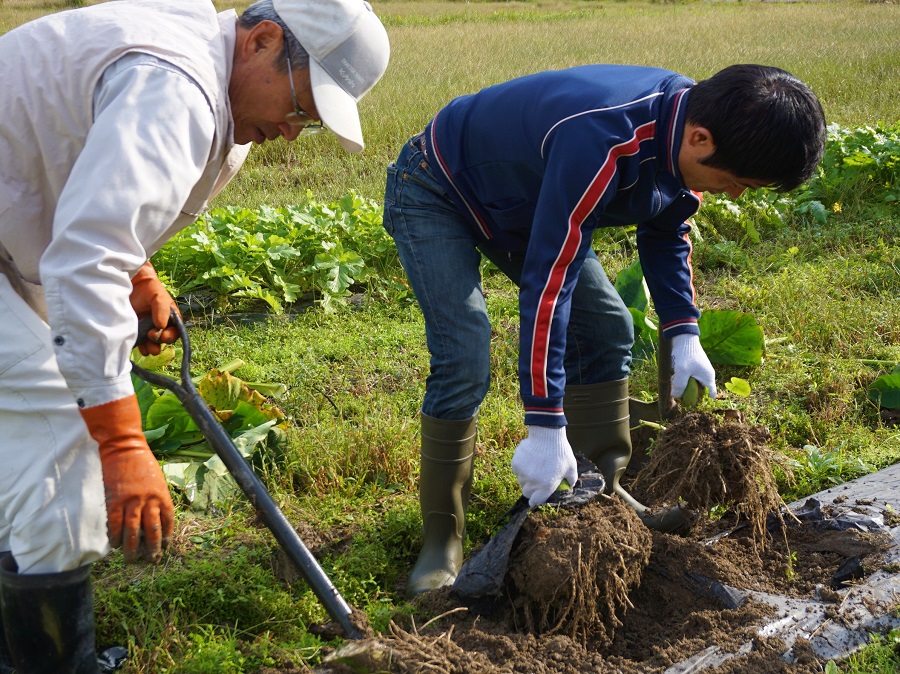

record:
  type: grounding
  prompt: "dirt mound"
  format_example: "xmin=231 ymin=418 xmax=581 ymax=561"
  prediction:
xmin=507 ymin=497 xmax=651 ymax=645
xmin=632 ymin=411 xmax=786 ymax=547
xmin=310 ymin=412 xmax=893 ymax=674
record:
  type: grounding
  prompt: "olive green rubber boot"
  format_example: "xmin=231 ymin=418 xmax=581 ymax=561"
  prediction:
xmin=564 ymin=379 xmax=688 ymax=533
xmin=0 ymin=554 xmax=100 ymax=673
xmin=406 ymin=413 xmax=477 ymax=597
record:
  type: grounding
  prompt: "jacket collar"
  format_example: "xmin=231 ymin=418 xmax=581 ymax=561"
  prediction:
xmin=659 ymin=85 xmax=692 ymax=186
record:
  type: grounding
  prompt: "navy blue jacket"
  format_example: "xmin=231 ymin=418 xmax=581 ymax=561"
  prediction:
xmin=422 ymin=65 xmax=702 ymax=426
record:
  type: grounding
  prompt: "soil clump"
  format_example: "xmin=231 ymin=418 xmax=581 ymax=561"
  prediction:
xmin=630 ymin=411 xmax=786 ymax=547
xmin=306 ymin=412 xmax=893 ymax=674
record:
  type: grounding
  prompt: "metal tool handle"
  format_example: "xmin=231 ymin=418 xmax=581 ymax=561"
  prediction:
xmin=133 ymin=311 xmax=362 ymax=639
xmin=657 ymin=335 xmax=678 ymax=420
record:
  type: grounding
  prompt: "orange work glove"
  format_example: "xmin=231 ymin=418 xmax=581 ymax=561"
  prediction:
xmin=130 ymin=262 xmax=180 ymax=356
xmin=80 ymin=395 xmax=175 ymax=563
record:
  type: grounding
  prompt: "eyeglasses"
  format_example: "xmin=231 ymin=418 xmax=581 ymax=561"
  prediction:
xmin=285 ymin=41 xmax=324 ymax=134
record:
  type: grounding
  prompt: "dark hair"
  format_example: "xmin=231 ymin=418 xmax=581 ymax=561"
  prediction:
xmin=685 ymin=64 xmax=826 ymax=192
xmin=238 ymin=0 xmax=309 ymax=73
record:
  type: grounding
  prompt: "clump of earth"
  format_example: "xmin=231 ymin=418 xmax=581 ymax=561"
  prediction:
xmin=281 ymin=411 xmax=891 ymax=674
xmin=630 ymin=410 xmax=787 ymax=547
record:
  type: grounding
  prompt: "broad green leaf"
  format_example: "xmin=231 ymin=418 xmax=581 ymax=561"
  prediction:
xmin=149 ymin=438 xmax=187 ymax=456
xmin=205 ymin=419 xmax=279 ymax=478
xmin=232 ymin=419 xmax=279 ymax=454
xmin=131 ymin=344 xmax=177 ymax=371
xmin=796 ymin=199 xmax=828 ymax=225
xmin=161 ymin=462 xmax=200 ymax=495
xmin=198 ymin=369 xmax=269 ymax=413
xmin=221 ymin=400 xmax=281 ymax=436
xmin=192 ymin=465 xmax=241 ymax=511
xmin=145 ymin=394 xmax=203 ymax=446
xmin=162 ymin=460 xmax=241 ymax=511
xmin=867 ymin=373 xmax=900 ymax=409
xmin=698 ymin=310 xmax=765 ymax=366
xmin=143 ymin=425 xmax=169 ymax=443
xmin=132 ymin=374 xmax=160 ymax=422
xmin=614 ymin=259 xmax=649 ymax=313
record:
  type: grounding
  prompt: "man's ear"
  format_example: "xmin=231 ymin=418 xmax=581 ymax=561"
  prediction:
xmin=237 ymin=20 xmax=283 ymax=61
xmin=684 ymin=124 xmax=716 ymax=154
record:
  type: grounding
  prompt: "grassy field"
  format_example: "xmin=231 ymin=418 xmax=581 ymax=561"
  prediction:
xmin=2 ymin=0 xmax=900 ymax=672
xmin=225 ymin=0 xmax=900 ymax=205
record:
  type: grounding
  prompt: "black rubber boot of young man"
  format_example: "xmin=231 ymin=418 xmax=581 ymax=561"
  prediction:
xmin=0 ymin=554 xmax=101 ymax=674
xmin=0 ymin=553 xmax=13 ymax=674
xmin=564 ymin=378 xmax=689 ymax=533
xmin=406 ymin=413 xmax=477 ymax=597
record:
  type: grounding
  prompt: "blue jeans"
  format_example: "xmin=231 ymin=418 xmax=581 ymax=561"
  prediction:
xmin=383 ymin=135 xmax=632 ymax=421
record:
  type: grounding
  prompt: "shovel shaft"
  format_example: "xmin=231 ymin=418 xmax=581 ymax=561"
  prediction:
xmin=133 ymin=312 xmax=361 ymax=639
xmin=657 ymin=335 xmax=678 ymax=420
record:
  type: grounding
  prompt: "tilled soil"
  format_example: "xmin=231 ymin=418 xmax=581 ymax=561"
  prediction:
xmin=285 ymin=412 xmax=893 ymax=674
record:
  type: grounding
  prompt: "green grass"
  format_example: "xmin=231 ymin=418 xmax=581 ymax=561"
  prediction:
xmin=3 ymin=1 xmax=900 ymax=672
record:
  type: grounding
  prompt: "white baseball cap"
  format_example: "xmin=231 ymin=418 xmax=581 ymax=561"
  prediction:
xmin=273 ymin=0 xmax=390 ymax=153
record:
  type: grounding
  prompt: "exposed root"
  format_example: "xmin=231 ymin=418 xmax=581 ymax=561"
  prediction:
xmin=632 ymin=411 xmax=785 ymax=550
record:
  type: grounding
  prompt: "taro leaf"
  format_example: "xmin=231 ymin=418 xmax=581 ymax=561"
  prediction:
xmin=629 ymin=307 xmax=658 ymax=363
xmin=146 ymin=368 xmax=287 ymax=510
xmin=145 ymin=393 xmax=203 ymax=448
xmin=152 ymin=438 xmax=192 ymax=457
xmin=163 ymin=461 xmax=240 ymax=512
xmin=221 ymin=400 xmax=281 ymax=436
xmin=266 ymin=425 xmax=289 ymax=459
xmin=132 ymin=374 xmax=160 ymax=422
xmin=205 ymin=419 xmax=279 ymax=478
xmin=867 ymin=374 xmax=900 ymax=409
xmin=198 ymin=370 xmax=287 ymax=440
xmin=162 ymin=462 xmax=201 ymax=502
xmin=233 ymin=418 xmax=279 ymax=455
xmin=615 ymin=259 xmax=650 ymax=313
xmin=143 ymin=425 xmax=169 ymax=443
xmin=130 ymin=344 xmax=177 ymax=371
xmin=198 ymin=369 xmax=269 ymax=413
xmin=698 ymin=310 xmax=764 ymax=366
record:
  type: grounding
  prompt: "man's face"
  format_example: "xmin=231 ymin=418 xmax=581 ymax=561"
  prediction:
xmin=229 ymin=22 xmax=320 ymax=146
xmin=680 ymin=161 xmax=769 ymax=199
xmin=678 ymin=123 xmax=770 ymax=198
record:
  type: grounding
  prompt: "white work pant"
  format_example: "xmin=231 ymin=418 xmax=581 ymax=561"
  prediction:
xmin=0 ymin=272 xmax=109 ymax=574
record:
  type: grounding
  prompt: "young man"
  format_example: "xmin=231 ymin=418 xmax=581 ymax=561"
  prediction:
xmin=384 ymin=64 xmax=825 ymax=596
xmin=0 ymin=0 xmax=388 ymax=669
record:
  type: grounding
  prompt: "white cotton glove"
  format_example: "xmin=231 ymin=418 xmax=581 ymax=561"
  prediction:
xmin=511 ymin=426 xmax=579 ymax=507
xmin=670 ymin=333 xmax=717 ymax=399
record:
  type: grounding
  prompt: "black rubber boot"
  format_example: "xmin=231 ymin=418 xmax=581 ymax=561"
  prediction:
xmin=0 ymin=554 xmax=101 ymax=674
xmin=406 ymin=413 xmax=477 ymax=597
xmin=565 ymin=379 xmax=689 ymax=533
xmin=0 ymin=553 xmax=13 ymax=674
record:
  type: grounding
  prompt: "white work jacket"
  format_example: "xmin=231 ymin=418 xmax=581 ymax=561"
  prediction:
xmin=0 ymin=0 xmax=250 ymax=408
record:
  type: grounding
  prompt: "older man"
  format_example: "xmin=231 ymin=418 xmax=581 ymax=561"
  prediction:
xmin=0 ymin=0 xmax=388 ymax=669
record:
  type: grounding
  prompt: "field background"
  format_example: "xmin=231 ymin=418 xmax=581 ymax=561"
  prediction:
xmin=217 ymin=0 xmax=900 ymax=205
xmin=2 ymin=1 xmax=900 ymax=672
